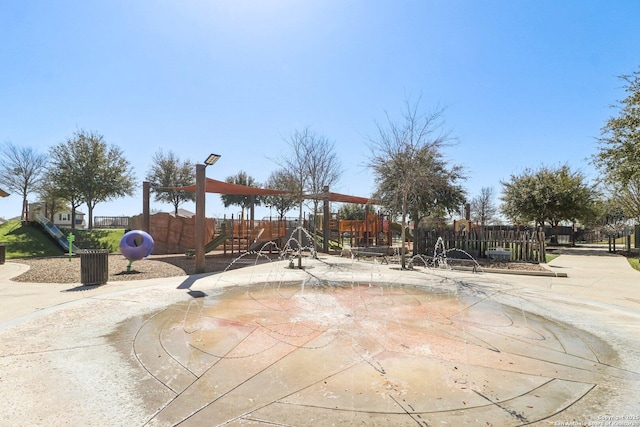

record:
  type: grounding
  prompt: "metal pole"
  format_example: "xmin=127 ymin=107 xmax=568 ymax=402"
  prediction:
xmin=298 ymin=202 xmax=303 ymax=269
xmin=195 ymin=164 xmax=206 ymax=274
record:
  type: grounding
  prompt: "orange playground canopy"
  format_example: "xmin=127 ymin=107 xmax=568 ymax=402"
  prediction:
xmin=170 ymin=178 xmax=373 ymax=204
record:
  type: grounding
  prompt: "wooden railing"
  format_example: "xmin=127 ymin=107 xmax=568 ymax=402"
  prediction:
xmin=415 ymin=228 xmax=546 ymax=263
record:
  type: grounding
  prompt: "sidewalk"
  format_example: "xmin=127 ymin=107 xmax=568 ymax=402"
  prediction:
xmin=0 ymin=262 xmax=191 ymax=327
xmin=515 ymin=244 xmax=640 ymax=311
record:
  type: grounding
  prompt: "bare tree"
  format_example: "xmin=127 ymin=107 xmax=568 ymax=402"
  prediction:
xmin=282 ymin=127 xmax=342 ymax=223
xmin=0 ymin=142 xmax=47 ymax=221
xmin=279 ymin=126 xmax=342 ymax=266
xmin=470 ymin=187 xmax=498 ymax=226
xmin=368 ymin=99 xmax=460 ymax=269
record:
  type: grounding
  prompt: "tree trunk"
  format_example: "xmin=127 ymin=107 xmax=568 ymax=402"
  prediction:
xmin=71 ymin=206 xmax=76 ymax=230
xmin=411 ymin=210 xmax=419 ymax=256
xmin=88 ymin=205 xmax=94 ymax=229
xmin=21 ymin=197 xmax=28 ymax=222
xmin=401 ymin=192 xmax=407 ymax=269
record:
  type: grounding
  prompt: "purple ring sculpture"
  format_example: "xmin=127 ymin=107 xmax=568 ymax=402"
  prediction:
xmin=119 ymin=230 xmax=154 ymax=262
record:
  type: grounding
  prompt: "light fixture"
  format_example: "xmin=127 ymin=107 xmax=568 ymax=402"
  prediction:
xmin=204 ymin=153 xmax=221 ymax=166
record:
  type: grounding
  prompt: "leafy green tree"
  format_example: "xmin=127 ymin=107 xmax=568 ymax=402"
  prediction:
xmin=593 ymin=67 xmax=640 ymax=186
xmin=501 ymin=165 xmax=597 ymax=242
xmin=145 ymin=150 xmax=195 ymax=215
xmin=44 ymin=152 xmax=84 ymax=229
xmin=37 ymin=178 xmax=69 ymax=221
xmin=263 ymin=169 xmax=298 ymax=220
xmin=220 ymin=170 xmax=261 ymax=220
xmin=368 ymin=99 xmax=463 ymax=267
xmin=585 ymin=197 xmax=627 ymax=239
xmin=338 ymin=203 xmax=366 ymax=220
xmin=407 ymin=151 xmax=465 ymax=235
xmin=48 ymin=130 xmax=135 ymax=229
xmin=0 ymin=142 xmax=47 ymax=221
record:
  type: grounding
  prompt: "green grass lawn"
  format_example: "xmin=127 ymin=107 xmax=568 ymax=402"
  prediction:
xmin=627 ymin=257 xmax=640 ymax=272
xmin=0 ymin=220 xmax=125 ymax=259
xmin=70 ymin=228 xmax=125 ymax=252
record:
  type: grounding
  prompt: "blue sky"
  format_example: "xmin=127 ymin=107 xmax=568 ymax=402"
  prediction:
xmin=2 ymin=0 xmax=639 ymax=220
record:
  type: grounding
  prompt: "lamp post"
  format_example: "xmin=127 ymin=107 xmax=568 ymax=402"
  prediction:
xmin=195 ymin=153 xmax=221 ymax=274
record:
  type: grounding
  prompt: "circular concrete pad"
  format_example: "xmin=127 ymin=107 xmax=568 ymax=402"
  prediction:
xmin=112 ymin=281 xmax=625 ymax=426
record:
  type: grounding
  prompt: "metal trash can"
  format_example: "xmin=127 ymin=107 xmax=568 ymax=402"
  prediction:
xmin=80 ymin=249 xmax=109 ymax=285
xmin=0 ymin=243 xmax=5 ymax=265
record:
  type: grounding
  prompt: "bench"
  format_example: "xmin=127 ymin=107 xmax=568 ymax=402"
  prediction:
xmin=486 ymin=248 xmax=511 ymax=261
xmin=353 ymin=250 xmax=389 ymax=264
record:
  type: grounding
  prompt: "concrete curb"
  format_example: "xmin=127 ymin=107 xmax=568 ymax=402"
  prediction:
xmin=449 ymin=265 xmax=568 ymax=277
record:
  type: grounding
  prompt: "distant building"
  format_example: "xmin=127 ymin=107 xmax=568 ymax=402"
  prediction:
xmin=54 ymin=211 xmax=86 ymax=229
xmin=28 ymin=202 xmax=87 ymax=229
xmin=175 ymin=208 xmax=195 ymax=217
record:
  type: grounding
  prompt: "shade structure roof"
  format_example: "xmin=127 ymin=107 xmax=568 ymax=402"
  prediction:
xmin=304 ymin=191 xmax=373 ymax=205
xmin=170 ymin=178 xmax=289 ymax=196
xmin=168 ymin=178 xmax=374 ymax=204
xmin=0 ymin=188 xmax=9 ymax=198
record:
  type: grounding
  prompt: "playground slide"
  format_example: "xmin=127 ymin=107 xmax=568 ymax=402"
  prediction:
xmin=310 ymin=230 xmax=342 ymax=250
xmin=33 ymin=213 xmax=81 ymax=254
xmin=247 ymin=228 xmax=268 ymax=252
xmin=205 ymin=233 xmax=231 ymax=253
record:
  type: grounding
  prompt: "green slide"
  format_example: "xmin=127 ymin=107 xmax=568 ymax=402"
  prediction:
xmin=205 ymin=233 xmax=230 ymax=253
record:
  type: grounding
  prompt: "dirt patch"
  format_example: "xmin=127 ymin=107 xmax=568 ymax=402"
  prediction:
xmin=10 ymin=251 xmax=265 ymax=284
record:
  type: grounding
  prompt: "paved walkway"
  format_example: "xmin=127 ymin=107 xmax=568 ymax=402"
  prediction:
xmin=0 ymin=246 xmax=638 ymax=426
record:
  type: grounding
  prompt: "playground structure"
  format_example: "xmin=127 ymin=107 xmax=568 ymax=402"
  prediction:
xmin=215 ymin=216 xmax=288 ymax=255
xmin=29 ymin=212 xmax=80 ymax=254
xmin=141 ymin=178 xmax=396 ymax=256
xmin=119 ymin=230 xmax=154 ymax=272
xmin=130 ymin=212 xmax=288 ymax=255
xmin=130 ymin=210 xmax=400 ymax=256
xmin=314 ymin=213 xmax=393 ymax=248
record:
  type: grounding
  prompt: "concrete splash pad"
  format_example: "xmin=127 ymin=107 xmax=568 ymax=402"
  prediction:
xmin=122 ymin=282 xmax=623 ymax=426
xmin=1 ymin=256 xmax=639 ymax=426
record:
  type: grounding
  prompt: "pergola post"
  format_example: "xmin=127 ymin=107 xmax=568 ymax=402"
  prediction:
xmin=323 ymin=186 xmax=330 ymax=253
xmin=195 ymin=164 xmax=206 ymax=274
xmin=142 ymin=181 xmax=150 ymax=233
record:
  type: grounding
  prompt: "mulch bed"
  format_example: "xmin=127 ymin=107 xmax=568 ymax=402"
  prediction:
xmin=8 ymin=251 xmax=548 ymax=284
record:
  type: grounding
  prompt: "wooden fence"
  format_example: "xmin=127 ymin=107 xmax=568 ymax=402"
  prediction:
xmin=415 ymin=228 xmax=546 ymax=263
